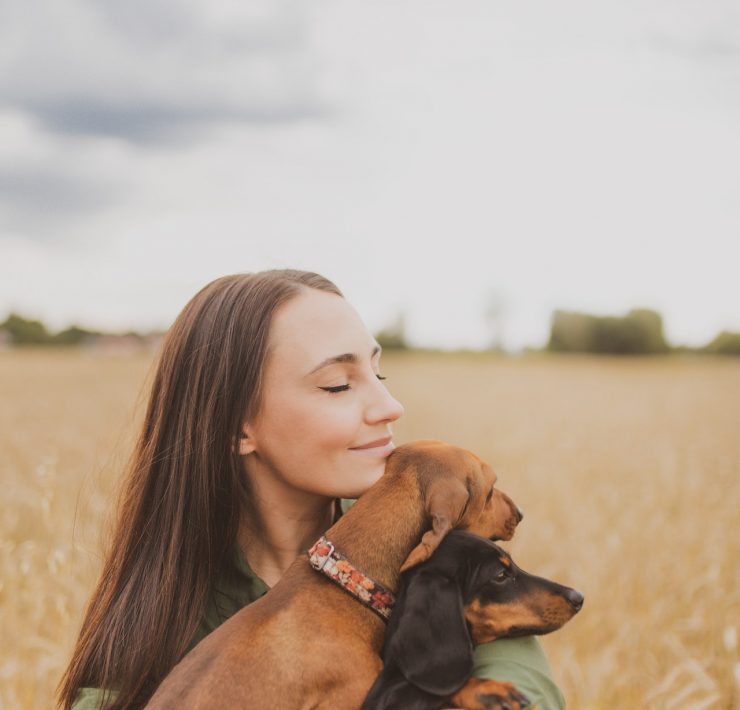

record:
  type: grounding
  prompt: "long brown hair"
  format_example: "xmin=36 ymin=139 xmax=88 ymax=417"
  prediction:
xmin=58 ymin=270 xmax=343 ymax=709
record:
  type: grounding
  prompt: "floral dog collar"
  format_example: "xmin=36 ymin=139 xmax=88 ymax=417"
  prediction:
xmin=307 ymin=536 xmax=395 ymax=622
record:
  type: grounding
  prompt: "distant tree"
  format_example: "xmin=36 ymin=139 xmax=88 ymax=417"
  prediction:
xmin=548 ymin=308 xmax=669 ymax=355
xmin=0 ymin=313 xmax=51 ymax=345
xmin=548 ymin=311 xmax=594 ymax=353
xmin=625 ymin=309 xmax=670 ymax=353
xmin=375 ymin=310 xmax=408 ymax=350
xmin=52 ymin=325 xmax=101 ymax=346
xmin=704 ymin=331 xmax=740 ymax=355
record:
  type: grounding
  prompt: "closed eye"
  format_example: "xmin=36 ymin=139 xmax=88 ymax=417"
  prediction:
xmin=320 ymin=374 xmax=386 ymax=394
xmin=486 ymin=487 xmax=494 ymax=504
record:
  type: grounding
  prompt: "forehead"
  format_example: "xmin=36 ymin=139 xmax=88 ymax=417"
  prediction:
xmin=267 ymin=290 xmax=378 ymax=370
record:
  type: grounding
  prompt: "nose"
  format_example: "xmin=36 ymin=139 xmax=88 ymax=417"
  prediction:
xmin=515 ymin=506 xmax=524 ymax=523
xmin=369 ymin=378 xmax=404 ymax=423
xmin=564 ymin=588 xmax=584 ymax=611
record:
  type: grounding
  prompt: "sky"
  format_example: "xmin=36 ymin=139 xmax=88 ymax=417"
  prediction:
xmin=1 ymin=0 xmax=738 ymax=351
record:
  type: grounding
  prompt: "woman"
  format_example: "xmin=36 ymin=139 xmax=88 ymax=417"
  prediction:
xmin=58 ymin=269 xmax=564 ymax=709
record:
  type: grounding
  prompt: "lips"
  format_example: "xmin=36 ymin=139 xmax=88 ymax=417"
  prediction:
xmin=350 ymin=435 xmax=392 ymax=450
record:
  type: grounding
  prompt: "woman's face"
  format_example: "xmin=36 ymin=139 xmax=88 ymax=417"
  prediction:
xmin=240 ymin=289 xmax=405 ymax=499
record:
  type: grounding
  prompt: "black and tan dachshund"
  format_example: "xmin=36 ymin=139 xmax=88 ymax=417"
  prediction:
xmin=361 ymin=531 xmax=584 ymax=710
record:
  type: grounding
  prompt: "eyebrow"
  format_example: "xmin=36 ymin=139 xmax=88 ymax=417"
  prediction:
xmin=307 ymin=344 xmax=382 ymax=376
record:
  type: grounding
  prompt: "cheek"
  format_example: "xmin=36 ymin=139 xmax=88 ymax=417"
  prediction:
xmin=272 ymin=395 xmax=356 ymax=453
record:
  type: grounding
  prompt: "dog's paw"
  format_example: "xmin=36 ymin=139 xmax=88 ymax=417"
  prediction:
xmin=474 ymin=680 xmax=530 ymax=710
xmin=449 ymin=677 xmax=530 ymax=710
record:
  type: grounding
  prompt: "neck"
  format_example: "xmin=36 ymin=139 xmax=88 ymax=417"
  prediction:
xmin=238 ymin=483 xmax=336 ymax=587
xmin=319 ymin=468 xmax=425 ymax=594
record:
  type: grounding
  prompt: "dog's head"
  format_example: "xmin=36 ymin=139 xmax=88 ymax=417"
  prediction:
xmin=382 ymin=530 xmax=583 ymax=698
xmin=459 ymin=534 xmax=583 ymax=643
xmin=386 ymin=440 xmax=523 ymax=572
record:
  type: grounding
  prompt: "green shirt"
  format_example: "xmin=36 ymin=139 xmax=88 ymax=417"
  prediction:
xmin=73 ymin=499 xmax=565 ymax=709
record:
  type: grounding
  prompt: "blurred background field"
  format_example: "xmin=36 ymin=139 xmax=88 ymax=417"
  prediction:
xmin=1 ymin=348 xmax=738 ymax=709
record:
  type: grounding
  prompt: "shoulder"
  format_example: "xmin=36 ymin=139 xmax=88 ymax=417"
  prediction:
xmin=187 ymin=545 xmax=268 ymax=652
xmin=471 ymin=636 xmax=566 ymax=710
xmin=340 ymin=497 xmax=357 ymax=513
xmin=71 ymin=687 xmax=118 ymax=709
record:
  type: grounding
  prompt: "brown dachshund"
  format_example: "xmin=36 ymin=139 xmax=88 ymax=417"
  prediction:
xmin=145 ymin=439 xmax=523 ymax=709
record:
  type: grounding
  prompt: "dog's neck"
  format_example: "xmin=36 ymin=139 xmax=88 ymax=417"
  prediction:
xmin=315 ymin=468 xmax=426 ymax=596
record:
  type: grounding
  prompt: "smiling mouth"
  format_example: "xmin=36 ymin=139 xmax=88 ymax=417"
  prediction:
xmin=350 ymin=436 xmax=393 ymax=450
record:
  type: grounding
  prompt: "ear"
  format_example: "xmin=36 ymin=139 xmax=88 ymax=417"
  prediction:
xmin=383 ymin=570 xmax=473 ymax=696
xmin=400 ymin=477 xmax=470 ymax=572
xmin=234 ymin=423 xmax=256 ymax=455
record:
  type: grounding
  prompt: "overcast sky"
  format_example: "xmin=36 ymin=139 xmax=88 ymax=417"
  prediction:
xmin=1 ymin=0 xmax=738 ymax=351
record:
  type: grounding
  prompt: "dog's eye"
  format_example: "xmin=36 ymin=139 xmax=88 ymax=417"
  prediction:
xmin=494 ymin=569 xmax=508 ymax=583
xmin=486 ymin=487 xmax=493 ymax=503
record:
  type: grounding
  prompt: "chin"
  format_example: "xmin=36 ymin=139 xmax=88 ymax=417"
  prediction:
xmin=344 ymin=468 xmax=385 ymax=498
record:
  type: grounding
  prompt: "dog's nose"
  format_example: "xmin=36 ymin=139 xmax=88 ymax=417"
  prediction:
xmin=565 ymin=589 xmax=584 ymax=611
xmin=515 ymin=506 xmax=524 ymax=523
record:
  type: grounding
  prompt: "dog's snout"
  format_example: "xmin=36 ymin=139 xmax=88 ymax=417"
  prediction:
xmin=565 ymin=589 xmax=584 ymax=611
xmin=515 ymin=506 xmax=524 ymax=523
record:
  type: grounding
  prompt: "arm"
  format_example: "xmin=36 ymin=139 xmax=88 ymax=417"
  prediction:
xmin=469 ymin=637 xmax=566 ymax=710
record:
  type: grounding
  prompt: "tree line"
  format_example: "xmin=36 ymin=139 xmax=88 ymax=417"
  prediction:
xmin=546 ymin=308 xmax=740 ymax=356
xmin=0 ymin=314 xmax=162 ymax=347
xmin=1 ymin=309 xmax=739 ymax=355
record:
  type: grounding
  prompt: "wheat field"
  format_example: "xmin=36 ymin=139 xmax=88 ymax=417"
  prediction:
xmin=1 ymin=348 xmax=738 ymax=709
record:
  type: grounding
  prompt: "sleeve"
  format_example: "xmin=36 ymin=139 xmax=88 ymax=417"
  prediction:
xmin=71 ymin=687 xmax=118 ymax=710
xmin=470 ymin=637 xmax=566 ymax=710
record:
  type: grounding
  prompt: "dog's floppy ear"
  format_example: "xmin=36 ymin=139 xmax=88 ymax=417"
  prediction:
xmin=400 ymin=476 xmax=469 ymax=572
xmin=383 ymin=569 xmax=473 ymax=697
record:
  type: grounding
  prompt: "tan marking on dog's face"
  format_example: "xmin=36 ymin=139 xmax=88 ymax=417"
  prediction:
xmin=464 ymin=591 xmax=578 ymax=645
